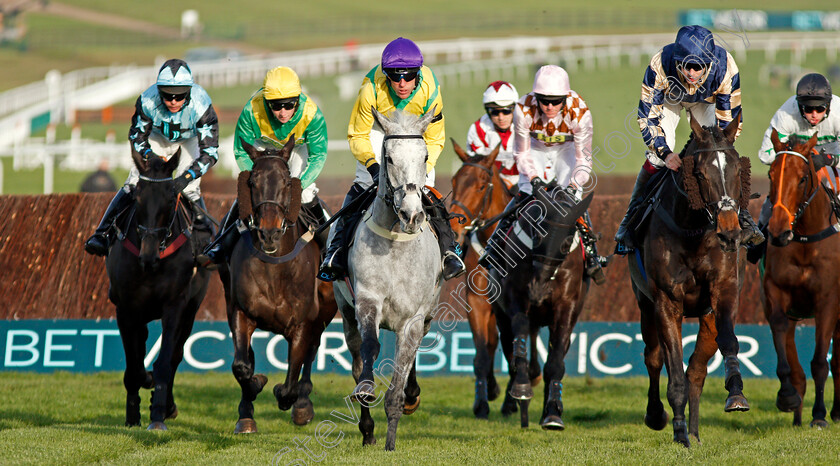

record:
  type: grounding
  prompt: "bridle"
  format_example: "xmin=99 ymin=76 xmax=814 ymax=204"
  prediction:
xmin=249 ymin=155 xmax=295 ymax=249
xmin=451 ymin=161 xmax=495 ymax=234
xmin=379 ymin=134 xmax=427 ymax=218
xmin=135 ymin=175 xmax=186 ymax=252
xmin=772 ymin=149 xmax=820 ymax=230
xmin=673 ymin=144 xmax=739 ymax=227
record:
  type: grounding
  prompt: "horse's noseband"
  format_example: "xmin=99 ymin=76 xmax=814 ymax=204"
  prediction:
xmin=451 ymin=161 xmax=495 ymax=233
xmin=134 ymin=176 xmax=182 ymax=252
xmin=381 ymin=134 xmax=427 ymax=216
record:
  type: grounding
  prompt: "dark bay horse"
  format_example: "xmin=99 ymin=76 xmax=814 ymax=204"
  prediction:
xmin=448 ymin=139 xmax=542 ymax=419
xmin=629 ymin=113 xmax=750 ymax=447
xmin=106 ymin=147 xmax=210 ymax=430
xmin=762 ymin=130 xmax=840 ymax=428
xmin=496 ymin=185 xmax=593 ymax=430
xmin=218 ymin=137 xmax=335 ymax=433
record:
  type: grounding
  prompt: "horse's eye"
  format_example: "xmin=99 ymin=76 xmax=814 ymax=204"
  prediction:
xmin=799 ymin=176 xmax=807 ymax=185
xmin=695 ymin=172 xmax=705 ymax=180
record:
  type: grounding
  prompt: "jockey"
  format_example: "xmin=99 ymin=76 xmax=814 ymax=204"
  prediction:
xmin=205 ymin=66 xmax=330 ymax=266
xmin=84 ymin=58 xmax=219 ymax=262
xmin=753 ymin=73 xmax=840 ymax=229
xmin=318 ymin=37 xmax=466 ymax=282
xmin=478 ymin=65 xmax=608 ymax=284
xmin=614 ymin=25 xmax=764 ymax=252
xmin=466 ymin=80 xmax=521 ymax=188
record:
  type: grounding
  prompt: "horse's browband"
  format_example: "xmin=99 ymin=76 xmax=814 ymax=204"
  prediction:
xmin=383 ymin=134 xmax=425 ymax=141
xmin=138 ymin=175 xmax=173 ymax=182
xmin=692 ymin=146 xmax=735 ymax=153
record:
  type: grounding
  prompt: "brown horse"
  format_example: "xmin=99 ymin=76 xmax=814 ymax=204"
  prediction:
xmin=218 ymin=137 xmax=335 ymax=433
xmin=762 ymin=130 xmax=840 ymax=427
xmin=449 ymin=139 xmax=542 ymax=419
xmin=628 ymin=113 xmax=750 ymax=447
xmin=106 ymin=147 xmax=210 ymax=430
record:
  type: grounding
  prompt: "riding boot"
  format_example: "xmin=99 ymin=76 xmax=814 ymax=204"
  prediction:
xmin=578 ymin=211 xmax=608 ymax=285
xmin=302 ymin=197 xmax=331 ymax=250
xmin=318 ymin=184 xmax=367 ymax=282
xmin=746 ymin=197 xmax=771 ymax=264
xmin=478 ymin=193 xmax=530 ymax=271
xmin=84 ymin=188 xmax=133 ymax=256
xmin=614 ymin=167 xmax=654 ymax=254
xmin=426 ymin=190 xmax=466 ymax=280
xmin=205 ymin=200 xmax=240 ymax=267
xmin=190 ymin=197 xmax=214 ymax=266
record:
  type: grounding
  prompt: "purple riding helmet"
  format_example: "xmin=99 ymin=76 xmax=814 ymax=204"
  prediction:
xmin=381 ymin=37 xmax=423 ymax=70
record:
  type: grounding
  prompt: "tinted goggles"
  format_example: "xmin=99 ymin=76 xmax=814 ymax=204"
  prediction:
xmin=535 ymin=95 xmax=565 ymax=107
xmin=486 ymin=106 xmax=514 ymax=116
xmin=803 ymin=104 xmax=827 ymax=114
xmin=383 ymin=68 xmax=419 ymax=83
xmin=681 ymin=62 xmax=706 ymax=72
xmin=267 ymin=98 xmax=299 ymax=111
xmin=159 ymin=91 xmax=188 ymax=102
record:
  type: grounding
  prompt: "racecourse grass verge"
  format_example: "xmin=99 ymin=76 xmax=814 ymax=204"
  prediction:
xmin=0 ymin=372 xmax=836 ymax=464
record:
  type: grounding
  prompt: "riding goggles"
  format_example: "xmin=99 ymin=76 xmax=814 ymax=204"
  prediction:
xmin=803 ymin=104 xmax=828 ymax=114
xmin=680 ymin=62 xmax=706 ymax=72
xmin=535 ymin=94 xmax=566 ymax=107
xmin=383 ymin=67 xmax=420 ymax=83
xmin=159 ymin=90 xmax=189 ymax=102
xmin=267 ymin=98 xmax=299 ymax=111
xmin=485 ymin=106 xmax=514 ymax=116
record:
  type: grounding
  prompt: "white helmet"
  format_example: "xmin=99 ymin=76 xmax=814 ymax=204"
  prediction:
xmin=482 ymin=81 xmax=519 ymax=107
xmin=532 ymin=65 xmax=570 ymax=96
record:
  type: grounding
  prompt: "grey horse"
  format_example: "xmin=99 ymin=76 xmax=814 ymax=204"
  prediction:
xmin=334 ymin=108 xmax=443 ymax=451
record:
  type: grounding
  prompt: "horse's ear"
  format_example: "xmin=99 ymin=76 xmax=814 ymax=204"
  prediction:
xmin=485 ymin=143 xmax=501 ymax=166
xmin=372 ymin=106 xmax=396 ymax=134
xmin=770 ymin=128 xmax=784 ymax=153
xmin=562 ymin=192 xmax=594 ymax=224
xmin=722 ymin=111 xmax=741 ymax=143
xmin=688 ymin=109 xmax=707 ymax=143
xmin=281 ymin=134 xmax=296 ymax=162
xmin=417 ymin=105 xmax=437 ymax=133
xmin=804 ymin=133 xmax=819 ymax=155
xmin=240 ymin=137 xmax=259 ymax=162
xmin=130 ymin=145 xmax=148 ymax=172
xmin=167 ymin=147 xmax=181 ymax=175
xmin=450 ymin=138 xmax=469 ymax=162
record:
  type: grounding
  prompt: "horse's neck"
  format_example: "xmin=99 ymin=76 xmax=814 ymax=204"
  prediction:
xmin=370 ymin=196 xmax=400 ymax=231
xmin=661 ymin=177 xmax=708 ymax=230
xmin=480 ymin=175 xmax=513 ymax=243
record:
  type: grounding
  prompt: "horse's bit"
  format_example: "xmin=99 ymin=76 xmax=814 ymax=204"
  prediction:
xmin=451 ymin=161 xmax=495 ymax=234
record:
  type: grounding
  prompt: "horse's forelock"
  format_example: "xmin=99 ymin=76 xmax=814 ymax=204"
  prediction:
xmin=386 ymin=110 xmax=425 ymax=135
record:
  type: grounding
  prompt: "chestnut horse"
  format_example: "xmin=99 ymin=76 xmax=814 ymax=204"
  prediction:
xmin=448 ymin=139 xmax=542 ymax=419
xmin=218 ymin=137 xmax=335 ymax=433
xmin=628 ymin=113 xmax=750 ymax=447
xmin=762 ymin=130 xmax=840 ymax=427
xmin=106 ymin=147 xmax=210 ymax=430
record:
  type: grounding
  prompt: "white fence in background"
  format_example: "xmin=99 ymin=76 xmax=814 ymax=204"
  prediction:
xmin=1 ymin=31 xmax=839 ymax=193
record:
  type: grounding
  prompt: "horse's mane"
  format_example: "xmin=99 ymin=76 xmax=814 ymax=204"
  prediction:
xmin=238 ymin=171 xmax=252 ymax=220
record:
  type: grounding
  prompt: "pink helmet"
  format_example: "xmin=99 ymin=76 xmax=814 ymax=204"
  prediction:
xmin=482 ymin=81 xmax=519 ymax=107
xmin=532 ymin=65 xmax=570 ymax=96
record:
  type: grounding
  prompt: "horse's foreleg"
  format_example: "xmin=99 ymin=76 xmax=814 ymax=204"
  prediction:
xmin=148 ymin=302 xmax=189 ymax=430
xmin=639 ymin=299 xmax=667 ymax=431
xmin=686 ymin=313 xmax=717 ymax=444
xmin=809 ymin=303 xmax=838 ymax=428
xmin=351 ymin=298 xmax=381 ymax=404
xmin=654 ymin=297 xmax=689 ymax=447
xmin=382 ymin=320 xmax=421 ymax=451
xmin=785 ymin=324 xmax=807 ymax=426
xmin=275 ymin=331 xmax=309 ymax=413
xmin=117 ymin=318 xmax=149 ymax=427
xmin=466 ymin=297 xmax=495 ymax=418
xmin=529 ymin=328 xmax=542 ymax=386
xmin=509 ymin=312 xmax=534 ymax=401
xmin=764 ymin=289 xmax=802 ymax=414
xmin=291 ymin=334 xmax=319 ymax=426
xmin=713 ymin=295 xmax=749 ymax=413
xmin=403 ymin=362 xmax=421 ymax=415
xmin=539 ymin=321 xmax=571 ymax=431
xmin=495 ymin=307 xmax=518 ymax=417
xmin=229 ymin=308 xmax=264 ymax=434
xmin=162 ymin=304 xmax=200 ymax=423
xmin=830 ymin=322 xmax=840 ymax=423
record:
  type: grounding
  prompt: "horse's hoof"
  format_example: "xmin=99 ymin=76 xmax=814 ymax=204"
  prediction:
xmin=351 ymin=381 xmax=376 ymax=405
xmin=165 ymin=406 xmax=178 ymax=420
xmin=509 ymin=382 xmax=533 ymax=400
xmin=831 ymin=409 xmax=840 ymax=423
xmin=403 ymin=395 xmax=420 ymax=415
xmin=540 ymin=415 xmax=565 ymax=430
xmin=501 ymin=398 xmax=518 ymax=417
xmin=725 ymin=394 xmax=750 ymax=412
xmin=530 ymin=374 xmax=542 ymax=387
xmin=488 ymin=379 xmax=501 ymax=402
xmin=810 ymin=419 xmax=830 ymax=429
xmin=690 ymin=433 xmax=702 ymax=446
xmin=673 ymin=420 xmax=689 ymax=448
xmin=776 ymin=391 xmax=802 ymax=412
xmin=125 ymin=420 xmax=141 ymax=428
xmin=146 ymin=421 xmax=168 ymax=431
xmin=292 ymin=403 xmax=314 ymax=426
xmin=362 ymin=435 xmax=376 ymax=447
xmin=644 ymin=411 xmax=669 ymax=431
xmin=473 ymin=399 xmax=490 ymax=419
xmin=234 ymin=418 xmax=258 ymax=434
xmin=273 ymin=384 xmax=295 ymax=411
